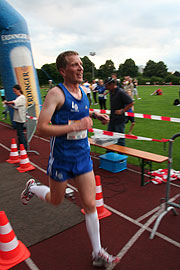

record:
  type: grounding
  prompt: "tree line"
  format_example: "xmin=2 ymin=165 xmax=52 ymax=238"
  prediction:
xmin=37 ymin=57 xmax=180 ymax=86
xmin=1 ymin=57 xmax=180 ymax=87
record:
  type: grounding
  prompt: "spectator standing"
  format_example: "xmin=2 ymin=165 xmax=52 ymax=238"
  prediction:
xmin=96 ymin=79 xmax=107 ymax=110
xmin=0 ymin=87 xmax=8 ymax=120
xmin=83 ymin=79 xmax=92 ymax=105
xmin=105 ymin=77 xmax=134 ymax=146
xmin=0 ymin=87 xmax=5 ymax=102
xmin=91 ymin=79 xmax=98 ymax=104
xmin=5 ymin=84 xmax=27 ymax=149
xmin=133 ymin=79 xmax=141 ymax=100
xmin=125 ymin=89 xmax=135 ymax=135
xmin=48 ymin=80 xmax=54 ymax=90
xmin=123 ymin=77 xmax=134 ymax=98
xmin=111 ymin=73 xmax=122 ymax=88
xmin=44 ymin=80 xmax=54 ymax=99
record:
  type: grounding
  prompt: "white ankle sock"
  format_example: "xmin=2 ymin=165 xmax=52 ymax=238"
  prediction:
xmin=30 ymin=185 xmax=50 ymax=201
xmin=85 ymin=211 xmax=101 ymax=255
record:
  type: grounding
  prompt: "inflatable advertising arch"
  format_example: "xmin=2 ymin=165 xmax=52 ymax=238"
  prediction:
xmin=0 ymin=0 xmax=42 ymax=125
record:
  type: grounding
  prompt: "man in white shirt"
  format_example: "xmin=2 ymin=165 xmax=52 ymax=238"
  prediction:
xmin=83 ymin=79 xmax=92 ymax=105
xmin=5 ymin=84 xmax=27 ymax=149
xmin=91 ymin=79 xmax=98 ymax=104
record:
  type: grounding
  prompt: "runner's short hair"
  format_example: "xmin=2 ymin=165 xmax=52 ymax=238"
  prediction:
xmin=56 ymin=51 xmax=79 ymax=71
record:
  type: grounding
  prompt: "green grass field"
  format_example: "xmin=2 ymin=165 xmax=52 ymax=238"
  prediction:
xmin=1 ymin=85 xmax=180 ymax=170
xmin=90 ymin=85 xmax=180 ymax=170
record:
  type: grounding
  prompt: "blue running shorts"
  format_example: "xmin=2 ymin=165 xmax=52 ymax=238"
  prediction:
xmin=47 ymin=155 xmax=93 ymax=182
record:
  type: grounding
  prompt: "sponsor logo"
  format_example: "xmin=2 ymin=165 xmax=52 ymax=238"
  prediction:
xmin=1 ymin=34 xmax=30 ymax=45
xmin=1 ymin=34 xmax=30 ymax=41
xmin=55 ymin=171 xmax=63 ymax=180
xmin=71 ymin=101 xmax=79 ymax=112
xmin=15 ymin=66 xmax=34 ymax=105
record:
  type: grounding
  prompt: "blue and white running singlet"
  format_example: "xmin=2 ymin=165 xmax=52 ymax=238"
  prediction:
xmin=48 ymin=83 xmax=90 ymax=166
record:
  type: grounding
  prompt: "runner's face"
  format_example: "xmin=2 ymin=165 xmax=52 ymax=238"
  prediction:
xmin=63 ymin=55 xmax=84 ymax=84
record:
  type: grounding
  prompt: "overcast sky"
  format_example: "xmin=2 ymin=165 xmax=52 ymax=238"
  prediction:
xmin=6 ymin=0 xmax=180 ymax=72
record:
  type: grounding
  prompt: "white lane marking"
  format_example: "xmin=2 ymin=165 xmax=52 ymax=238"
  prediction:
xmin=33 ymin=134 xmax=50 ymax=142
xmin=136 ymin=205 xmax=161 ymax=222
xmin=0 ymin=122 xmax=13 ymax=128
xmin=25 ymin=258 xmax=40 ymax=270
xmin=105 ymin=202 xmax=180 ymax=248
xmin=136 ymin=193 xmax=180 ymax=222
xmin=106 ymin=206 xmax=180 ymax=270
xmin=0 ymin=143 xmax=10 ymax=151
xmin=106 ymin=208 xmax=164 ymax=270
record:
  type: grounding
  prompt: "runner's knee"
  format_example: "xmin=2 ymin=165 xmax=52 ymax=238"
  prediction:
xmin=50 ymin=196 xmax=64 ymax=206
xmin=83 ymin=200 xmax=96 ymax=214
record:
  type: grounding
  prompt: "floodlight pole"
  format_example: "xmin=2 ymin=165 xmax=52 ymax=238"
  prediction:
xmin=89 ymin=52 xmax=96 ymax=79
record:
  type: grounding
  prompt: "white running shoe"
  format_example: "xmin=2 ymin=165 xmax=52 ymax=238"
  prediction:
xmin=21 ymin=179 xmax=36 ymax=205
xmin=92 ymin=248 xmax=120 ymax=268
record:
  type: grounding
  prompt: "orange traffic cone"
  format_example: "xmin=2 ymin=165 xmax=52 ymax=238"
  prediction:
xmin=95 ymin=175 xmax=112 ymax=219
xmin=6 ymin=138 xmax=20 ymax=164
xmin=81 ymin=175 xmax=112 ymax=219
xmin=0 ymin=211 xmax=30 ymax=270
xmin=17 ymin=144 xmax=35 ymax=173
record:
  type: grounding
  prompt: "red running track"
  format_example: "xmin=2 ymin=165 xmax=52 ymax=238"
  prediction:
xmin=0 ymin=122 xmax=180 ymax=270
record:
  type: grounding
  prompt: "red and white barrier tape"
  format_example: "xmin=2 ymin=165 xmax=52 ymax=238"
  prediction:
xmin=148 ymin=169 xmax=180 ymax=184
xmin=89 ymin=109 xmax=180 ymax=123
xmin=26 ymin=116 xmax=169 ymax=142
xmin=26 ymin=110 xmax=180 ymax=124
xmin=26 ymin=115 xmax=38 ymax=121
xmin=88 ymin=128 xmax=169 ymax=142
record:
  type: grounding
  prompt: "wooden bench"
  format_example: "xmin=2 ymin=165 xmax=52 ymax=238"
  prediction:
xmin=88 ymin=138 xmax=168 ymax=186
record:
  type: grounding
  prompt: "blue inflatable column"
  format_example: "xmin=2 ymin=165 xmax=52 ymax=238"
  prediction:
xmin=0 ymin=0 xmax=42 ymax=124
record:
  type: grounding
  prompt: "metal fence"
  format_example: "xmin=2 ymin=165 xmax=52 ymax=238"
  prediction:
xmin=26 ymin=103 xmax=39 ymax=154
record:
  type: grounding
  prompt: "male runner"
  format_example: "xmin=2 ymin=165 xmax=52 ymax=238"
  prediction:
xmin=21 ymin=51 xmax=120 ymax=268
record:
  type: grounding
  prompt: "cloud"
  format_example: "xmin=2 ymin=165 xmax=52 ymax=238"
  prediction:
xmin=5 ymin=0 xmax=180 ymax=71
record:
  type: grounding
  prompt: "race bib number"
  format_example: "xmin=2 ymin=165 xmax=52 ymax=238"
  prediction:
xmin=67 ymin=120 xmax=87 ymax=140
